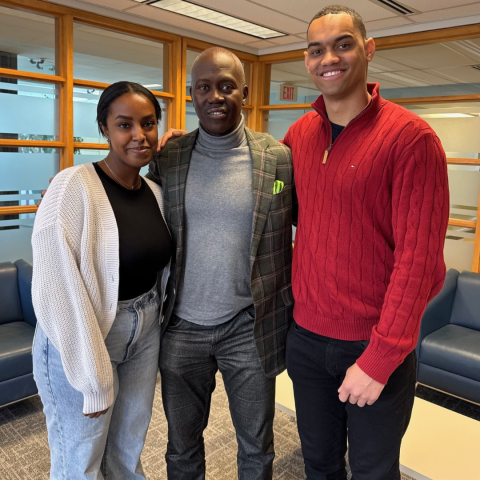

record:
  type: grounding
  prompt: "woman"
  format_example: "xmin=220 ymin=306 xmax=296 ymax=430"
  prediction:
xmin=32 ymin=81 xmax=171 ymax=479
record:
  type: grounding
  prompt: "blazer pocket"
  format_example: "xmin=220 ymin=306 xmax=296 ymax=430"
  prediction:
xmin=281 ymin=284 xmax=294 ymax=306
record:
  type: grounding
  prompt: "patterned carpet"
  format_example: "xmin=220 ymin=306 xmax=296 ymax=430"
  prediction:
xmin=0 ymin=374 xmax=415 ymax=480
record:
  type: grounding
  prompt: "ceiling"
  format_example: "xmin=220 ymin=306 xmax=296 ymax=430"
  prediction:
xmin=5 ymin=1 xmax=480 ymax=95
xmin=43 ymin=0 xmax=480 ymax=55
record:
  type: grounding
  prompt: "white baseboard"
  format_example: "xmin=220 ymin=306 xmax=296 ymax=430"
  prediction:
xmin=275 ymin=401 xmax=296 ymax=418
xmin=400 ymin=464 xmax=433 ymax=480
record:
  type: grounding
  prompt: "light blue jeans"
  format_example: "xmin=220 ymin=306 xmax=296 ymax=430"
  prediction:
xmin=33 ymin=284 xmax=161 ymax=480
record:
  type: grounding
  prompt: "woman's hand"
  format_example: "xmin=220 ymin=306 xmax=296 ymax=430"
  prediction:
xmin=84 ymin=407 xmax=109 ymax=419
xmin=157 ymin=128 xmax=188 ymax=151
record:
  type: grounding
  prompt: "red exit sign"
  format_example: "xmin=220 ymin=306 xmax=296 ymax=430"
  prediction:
xmin=281 ymin=84 xmax=298 ymax=102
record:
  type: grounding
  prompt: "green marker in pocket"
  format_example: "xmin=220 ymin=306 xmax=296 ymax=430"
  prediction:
xmin=273 ymin=180 xmax=284 ymax=195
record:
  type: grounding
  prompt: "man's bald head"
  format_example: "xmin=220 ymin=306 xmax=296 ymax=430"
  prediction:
xmin=191 ymin=47 xmax=245 ymax=86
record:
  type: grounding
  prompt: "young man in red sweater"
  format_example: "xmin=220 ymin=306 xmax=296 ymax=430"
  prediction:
xmin=283 ymin=5 xmax=449 ymax=480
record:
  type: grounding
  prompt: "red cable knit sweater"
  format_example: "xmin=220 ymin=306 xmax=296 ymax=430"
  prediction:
xmin=284 ymin=83 xmax=450 ymax=384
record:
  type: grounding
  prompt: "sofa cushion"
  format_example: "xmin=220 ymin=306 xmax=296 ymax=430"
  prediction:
xmin=0 ymin=322 xmax=35 ymax=382
xmin=420 ymin=324 xmax=480 ymax=383
xmin=0 ymin=262 xmax=23 ymax=325
xmin=450 ymin=271 xmax=480 ymax=330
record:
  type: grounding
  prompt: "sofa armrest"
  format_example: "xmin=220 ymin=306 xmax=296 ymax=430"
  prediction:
xmin=416 ymin=269 xmax=459 ymax=359
xmin=15 ymin=259 xmax=37 ymax=327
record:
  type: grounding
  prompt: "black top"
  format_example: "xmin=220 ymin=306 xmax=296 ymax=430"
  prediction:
xmin=330 ymin=121 xmax=345 ymax=143
xmin=93 ymin=162 xmax=172 ymax=301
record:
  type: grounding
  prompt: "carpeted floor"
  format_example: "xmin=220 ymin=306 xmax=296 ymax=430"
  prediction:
xmin=0 ymin=374 xmax=416 ymax=480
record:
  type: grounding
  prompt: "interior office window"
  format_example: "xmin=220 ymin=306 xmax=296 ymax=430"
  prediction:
xmin=0 ymin=6 xmax=55 ymax=75
xmin=370 ymin=40 xmax=480 ymax=99
xmin=269 ymin=61 xmax=318 ymax=105
xmin=186 ymin=49 xmax=200 ymax=96
xmin=0 ymin=149 xmax=59 ymax=264
xmin=263 ymin=109 xmax=312 ymax=141
xmin=73 ymin=24 xmax=165 ymax=89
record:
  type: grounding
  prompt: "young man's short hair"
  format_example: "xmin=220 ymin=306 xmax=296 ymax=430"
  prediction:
xmin=308 ymin=5 xmax=367 ymax=39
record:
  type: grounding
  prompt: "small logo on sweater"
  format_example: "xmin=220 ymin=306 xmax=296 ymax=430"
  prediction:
xmin=273 ymin=180 xmax=284 ymax=195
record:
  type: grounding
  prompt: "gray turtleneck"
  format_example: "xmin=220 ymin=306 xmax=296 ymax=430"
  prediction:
xmin=174 ymin=116 xmax=254 ymax=325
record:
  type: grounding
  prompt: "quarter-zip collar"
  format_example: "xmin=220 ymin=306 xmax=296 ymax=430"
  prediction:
xmin=312 ymin=83 xmax=383 ymax=124
xmin=311 ymin=83 xmax=384 ymax=164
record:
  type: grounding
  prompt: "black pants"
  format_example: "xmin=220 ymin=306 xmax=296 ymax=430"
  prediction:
xmin=286 ymin=322 xmax=416 ymax=480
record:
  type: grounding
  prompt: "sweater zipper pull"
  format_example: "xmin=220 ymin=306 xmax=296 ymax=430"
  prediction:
xmin=323 ymin=144 xmax=332 ymax=164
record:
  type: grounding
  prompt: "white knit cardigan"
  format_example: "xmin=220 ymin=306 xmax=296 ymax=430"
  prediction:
xmin=32 ymin=163 xmax=169 ymax=414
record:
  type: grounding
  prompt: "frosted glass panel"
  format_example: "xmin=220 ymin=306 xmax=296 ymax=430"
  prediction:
xmin=263 ymin=109 xmax=311 ymax=141
xmin=74 ymin=24 xmax=164 ymax=89
xmin=448 ymin=165 xmax=480 ymax=223
xmin=73 ymin=87 xmax=105 ymax=144
xmin=74 ymin=149 xmax=106 ymax=166
xmin=0 ymin=150 xmax=59 ymax=202
xmin=0 ymin=81 xmax=59 ymax=139
xmin=74 ymin=88 xmax=169 ymax=144
xmin=445 ymin=226 xmax=475 ymax=272
xmin=0 ymin=6 xmax=55 ymax=75
xmin=0 ymin=214 xmax=34 ymax=264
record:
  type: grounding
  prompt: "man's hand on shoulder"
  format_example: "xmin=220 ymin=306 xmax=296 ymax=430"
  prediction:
xmin=157 ymin=128 xmax=188 ymax=151
xmin=338 ymin=363 xmax=385 ymax=407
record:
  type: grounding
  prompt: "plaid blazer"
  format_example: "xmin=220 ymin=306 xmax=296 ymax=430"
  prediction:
xmin=147 ymin=128 xmax=293 ymax=377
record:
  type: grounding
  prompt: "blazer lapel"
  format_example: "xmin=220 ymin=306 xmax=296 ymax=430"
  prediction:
xmin=246 ymin=129 xmax=277 ymax=262
xmin=166 ymin=131 xmax=197 ymax=278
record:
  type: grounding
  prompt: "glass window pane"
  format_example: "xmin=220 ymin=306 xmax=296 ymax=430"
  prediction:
xmin=0 ymin=80 xmax=59 ymax=140
xmin=404 ymin=102 xmax=480 ymax=157
xmin=0 ymin=6 xmax=55 ymax=75
xmin=186 ymin=50 xmax=200 ymax=96
xmin=74 ymin=24 xmax=165 ymax=90
xmin=74 ymin=148 xmax=108 ymax=166
xmin=74 ymin=87 xmax=169 ymax=143
xmin=0 ymin=213 xmax=35 ymax=264
xmin=0 ymin=149 xmax=60 ymax=197
xmin=371 ymin=39 xmax=480 ymax=99
xmin=263 ymin=109 xmax=311 ymax=141
xmin=447 ymin=165 xmax=480 ymax=221
xmin=445 ymin=226 xmax=475 ymax=272
xmin=269 ymin=61 xmax=318 ymax=105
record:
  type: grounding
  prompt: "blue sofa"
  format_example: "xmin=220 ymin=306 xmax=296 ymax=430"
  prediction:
xmin=416 ymin=268 xmax=480 ymax=405
xmin=0 ymin=260 xmax=38 ymax=407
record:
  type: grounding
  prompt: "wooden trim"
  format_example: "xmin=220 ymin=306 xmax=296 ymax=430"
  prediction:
xmin=0 ymin=139 xmax=64 ymax=148
xmin=259 ymin=50 xmax=305 ymax=64
xmin=184 ymin=38 xmax=258 ymax=63
xmin=167 ymin=37 xmax=185 ymax=130
xmin=186 ymin=95 xmax=192 ymax=102
xmin=73 ymin=79 xmax=175 ymax=99
xmin=0 ymin=67 xmax=64 ymax=84
xmin=447 ymin=158 xmax=480 ymax=166
xmin=448 ymin=218 xmax=477 ymax=229
xmin=249 ymin=61 xmax=264 ymax=131
xmin=242 ymin=105 xmax=254 ymax=110
xmin=56 ymin=14 xmax=74 ymax=170
xmin=259 ymin=103 xmax=312 ymax=111
xmin=389 ymin=95 xmax=480 ymax=105
xmin=73 ymin=142 xmax=109 ymax=150
xmin=0 ymin=205 xmax=37 ymax=216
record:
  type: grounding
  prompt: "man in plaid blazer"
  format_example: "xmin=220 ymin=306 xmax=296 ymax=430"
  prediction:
xmin=147 ymin=47 xmax=293 ymax=479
